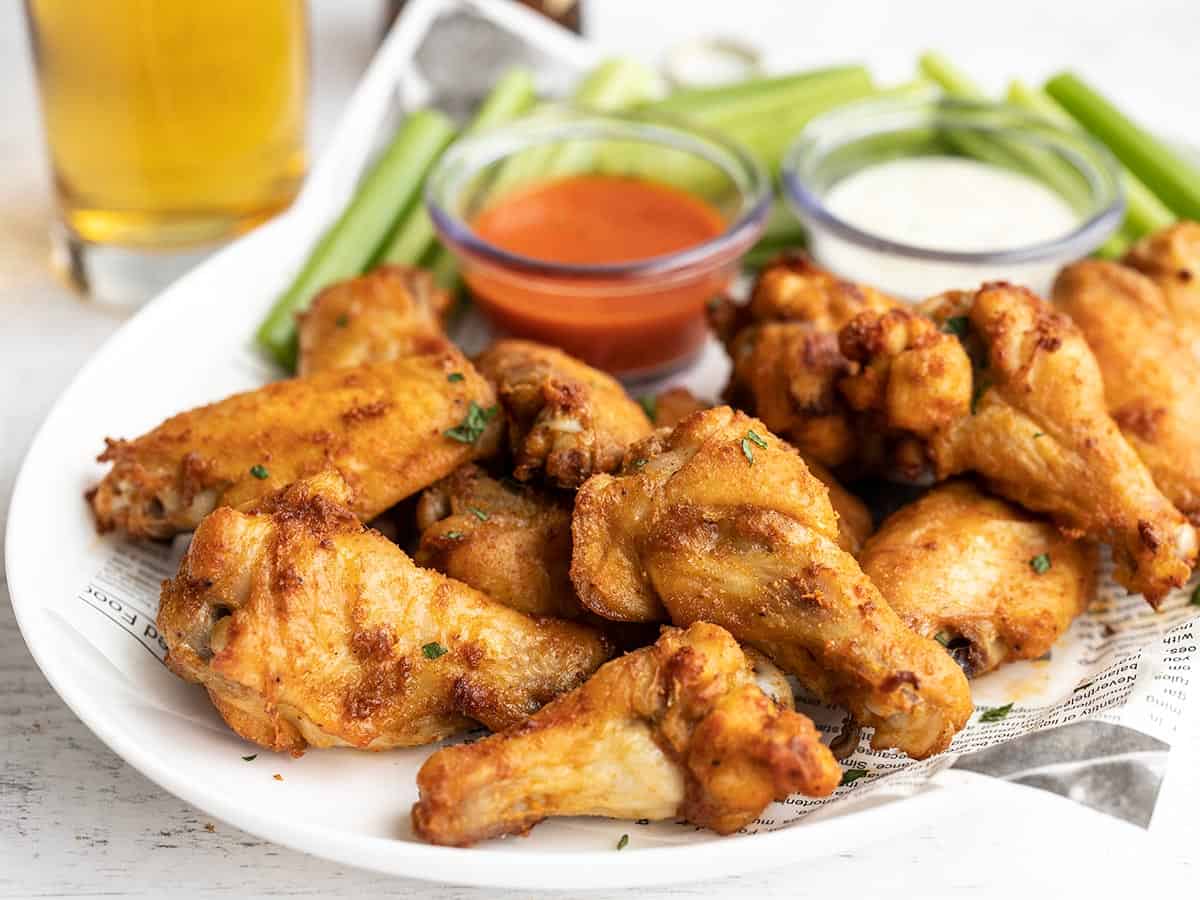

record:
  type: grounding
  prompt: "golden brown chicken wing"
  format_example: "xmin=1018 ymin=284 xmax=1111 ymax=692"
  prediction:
xmin=571 ymin=407 xmax=972 ymax=759
xmin=1053 ymin=260 xmax=1200 ymax=522
xmin=802 ymin=455 xmax=873 ymax=554
xmin=1123 ymin=221 xmax=1200 ymax=357
xmin=860 ymin=481 xmax=1096 ymax=677
xmin=89 ymin=349 xmax=500 ymax=539
xmin=415 ymin=464 xmax=579 ymax=619
xmin=158 ymin=472 xmax=610 ymax=755
xmin=474 ymin=340 xmax=653 ymax=488
xmin=411 ymin=622 xmax=840 ymax=845
xmin=296 ymin=265 xmax=452 ymax=375
xmin=839 ymin=283 xmax=1197 ymax=605
xmin=650 ymin=386 xmax=710 ymax=429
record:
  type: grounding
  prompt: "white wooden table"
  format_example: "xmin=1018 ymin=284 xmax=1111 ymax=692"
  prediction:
xmin=2 ymin=2 xmax=1198 ymax=896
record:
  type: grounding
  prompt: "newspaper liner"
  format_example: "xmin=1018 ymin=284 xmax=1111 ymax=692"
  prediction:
xmin=53 ymin=0 xmax=1200 ymax=841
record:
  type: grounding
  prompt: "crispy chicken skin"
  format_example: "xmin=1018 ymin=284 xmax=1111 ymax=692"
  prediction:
xmin=1123 ymin=221 xmax=1200 ymax=357
xmin=802 ymin=455 xmax=873 ymax=554
xmin=296 ymin=265 xmax=452 ymax=375
xmin=712 ymin=254 xmax=898 ymax=468
xmin=158 ymin=472 xmax=610 ymax=755
xmin=474 ymin=340 xmax=654 ymax=488
xmin=415 ymin=464 xmax=580 ymax=619
xmin=1054 ymin=261 xmax=1200 ymax=522
xmin=651 ymin=386 xmax=710 ymax=429
xmin=89 ymin=349 xmax=500 ymax=539
xmin=572 ymin=407 xmax=971 ymax=759
xmin=839 ymin=283 xmax=1197 ymax=605
xmin=860 ymin=482 xmax=1096 ymax=678
xmin=411 ymin=622 xmax=840 ymax=845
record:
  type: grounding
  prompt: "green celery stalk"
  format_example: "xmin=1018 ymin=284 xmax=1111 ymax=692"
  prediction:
xmin=646 ymin=66 xmax=873 ymax=122
xmin=256 ymin=109 xmax=456 ymax=369
xmin=1006 ymin=80 xmax=1174 ymax=240
xmin=1045 ymin=71 xmax=1200 ymax=221
xmin=378 ymin=68 xmax=538 ymax=267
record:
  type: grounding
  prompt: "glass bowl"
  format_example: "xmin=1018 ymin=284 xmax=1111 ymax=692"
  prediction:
xmin=781 ymin=94 xmax=1125 ymax=299
xmin=426 ymin=106 xmax=771 ymax=377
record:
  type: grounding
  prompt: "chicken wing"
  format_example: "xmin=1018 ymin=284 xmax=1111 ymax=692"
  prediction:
xmin=90 ymin=349 xmax=500 ymax=539
xmin=474 ymin=339 xmax=653 ymax=488
xmin=838 ymin=283 xmax=1197 ymax=604
xmin=572 ymin=407 xmax=971 ymax=759
xmin=1053 ymin=260 xmax=1200 ymax=522
xmin=650 ymin=386 xmax=709 ymax=429
xmin=860 ymin=481 xmax=1096 ymax=677
xmin=1123 ymin=221 xmax=1200 ymax=357
xmin=415 ymin=464 xmax=580 ymax=619
xmin=158 ymin=472 xmax=610 ymax=754
xmin=296 ymin=265 xmax=452 ymax=375
xmin=411 ymin=622 xmax=840 ymax=845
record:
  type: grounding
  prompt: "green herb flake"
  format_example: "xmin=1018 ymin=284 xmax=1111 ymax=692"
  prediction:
xmin=745 ymin=429 xmax=768 ymax=449
xmin=840 ymin=768 xmax=868 ymax=786
xmin=335 ymin=314 xmax=349 ymax=328
xmin=468 ymin=506 xmax=489 ymax=522
xmin=242 ymin=754 xmax=257 ymax=762
xmin=980 ymin=702 xmax=1014 ymax=723
xmin=941 ymin=316 xmax=969 ymax=338
xmin=1029 ymin=553 xmax=1052 ymax=575
xmin=249 ymin=464 xmax=270 ymax=480
xmin=444 ymin=402 xmax=498 ymax=445
xmin=632 ymin=458 xmax=648 ymax=470
xmin=637 ymin=395 xmax=656 ymax=421
xmin=740 ymin=438 xmax=755 ymax=465
xmin=1033 ymin=432 xmax=1045 ymax=440
xmin=445 ymin=531 xmax=464 ymax=540
xmin=934 ymin=631 xmax=952 ymax=647
xmin=447 ymin=372 xmax=465 ymax=383
xmin=616 ymin=833 xmax=630 ymax=851
xmin=1191 ymin=583 xmax=1200 ymax=606
xmin=422 ymin=642 xmax=448 ymax=660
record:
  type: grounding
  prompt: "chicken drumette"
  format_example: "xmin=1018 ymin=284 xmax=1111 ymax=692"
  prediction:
xmin=1122 ymin=221 xmax=1200 ymax=358
xmin=158 ymin=472 xmax=610 ymax=754
xmin=838 ymin=283 xmax=1197 ymax=604
xmin=860 ymin=481 xmax=1096 ymax=678
xmin=571 ymin=407 xmax=972 ymax=759
xmin=411 ymin=622 xmax=840 ymax=845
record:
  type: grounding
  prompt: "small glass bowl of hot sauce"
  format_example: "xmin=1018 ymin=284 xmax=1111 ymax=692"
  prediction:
xmin=425 ymin=107 xmax=771 ymax=377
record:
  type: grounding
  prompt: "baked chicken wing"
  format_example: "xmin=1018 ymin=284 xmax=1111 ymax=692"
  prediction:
xmin=1123 ymin=221 xmax=1200 ymax=357
xmin=1054 ymin=260 xmax=1200 ymax=522
xmin=158 ymin=472 xmax=610 ymax=754
xmin=474 ymin=339 xmax=653 ymax=488
xmin=90 ymin=349 xmax=500 ymax=539
xmin=838 ymin=283 xmax=1197 ymax=604
xmin=411 ymin=622 xmax=840 ymax=845
xmin=860 ymin=481 xmax=1096 ymax=677
xmin=571 ymin=407 xmax=972 ymax=759
xmin=296 ymin=265 xmax=452 ymax=375
xmin=415 ymin=464 xmax=580 ymax=619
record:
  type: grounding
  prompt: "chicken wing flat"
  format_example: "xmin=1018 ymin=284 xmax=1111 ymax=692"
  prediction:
xmin=158 ymin=472 xmax=610 ymax=754
xmin=860 ymin=481 xmax=1096 ymax=678
xmin=572 ymin=407 xmax=971 ymax=759
xmin=839 ymin=283 xmax=1197 ymax=604
xmin=296 ymin=265 xmax=452 ymax=375
xmin=474 ymin=339 xmax=653 ymax=488
xmin=90 ymin=348 xmax=500 ymax=539
xmin=1123 ymin=221 xmax=1200 ymax=357
xmin=411 ymin=622 xmax=840 ymax=845
xmin=713 ymin=254 xmax=898 ymax=468
xmin=1054 ymin=260 xmax=1200 ymax=522
xmin=415 ymin=464 xmax=580 ymax=619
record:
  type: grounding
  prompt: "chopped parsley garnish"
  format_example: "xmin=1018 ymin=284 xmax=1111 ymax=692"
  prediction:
xmin=745 ymin=429 xmax=768 ymax=449
xmin=444 ymin=402 xmax=497 ymax=444
xmin=242 ymin=754 xmax=257 ymax=762
xmin=422 ymin=642 xmax=448 ymax=660
xmin=941 ymin=316 xmax=969 ymax=338
xmin=980 ymin=702 xmax=1014 ymax=722
xmin=1029 ymin=553 xmax=1052 ymax=575
xmin=447 ymin=372 xmax=465 ymax=383
xmin=249 ymin=464 xmax=270 ymax=480
xmin=1033 ymin=432 xmax=1045 ymax=440
xmin=934 ymin=631 xmax=952 ymax=647
xmin=445 ymin=531 xmax=464 ymax=540
xmin=741 ymin=438 xmax=755 ymax=464
xmin=335 ymin=314 xmax=349 ymax=328
xmin=632 ymin=458 xmax=648 ymax=470
xmin=616 ymin=833 xmax=629 ymax=851
xmin=840 ymin=768 xmax=868 ymax=786
xmin=1191 ymin=583 xmax=1200 ymax=606
xmin=468 ymin=506 xmax=489 ymax=521
xmin=637 ymin=395 xmax=656 ymax=421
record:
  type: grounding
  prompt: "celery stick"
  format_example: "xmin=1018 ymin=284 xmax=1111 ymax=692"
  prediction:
xmin=683 ymin=69 xmax=875 ymax=131
xmin=918 ymin=52 xmax=985 ymax=97
xmin=423 ymin=244 xmax=461 ymax=293
xmin=647 ymin=66 xmax=873 ymax=122
xmin=1007 ymin=80 xmax=1174 ymax=239
xmin=256 ymin=109 xmax=456 ymax=369
xmin=1045 ymin=72 xmax=1200 ymax=221
xmin=378 ymin=69 xmax=538 ymax=266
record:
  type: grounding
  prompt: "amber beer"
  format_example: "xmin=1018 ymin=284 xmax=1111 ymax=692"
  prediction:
xmin=26 ymin=0 xmax=308 ymax=249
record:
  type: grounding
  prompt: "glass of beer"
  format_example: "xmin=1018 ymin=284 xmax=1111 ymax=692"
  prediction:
xmin=25 ymin=1 xmax=309 ymax=306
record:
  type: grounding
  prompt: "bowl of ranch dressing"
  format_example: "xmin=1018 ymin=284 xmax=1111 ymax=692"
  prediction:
xmin=781 ymin=94 xmax=1124 ymax=299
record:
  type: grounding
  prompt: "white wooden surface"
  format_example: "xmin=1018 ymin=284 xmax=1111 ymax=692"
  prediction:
xmin=2 ymin=2 xmax=1198 ymax=897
